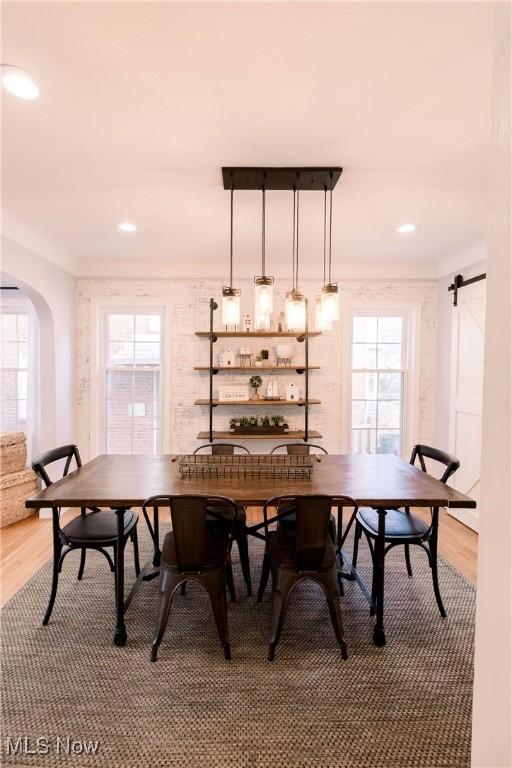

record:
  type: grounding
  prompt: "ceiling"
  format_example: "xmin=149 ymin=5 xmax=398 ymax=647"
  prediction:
xmin=1 ymin=2 xmax=493 ymax=278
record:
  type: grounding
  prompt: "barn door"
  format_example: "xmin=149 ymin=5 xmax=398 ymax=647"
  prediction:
xmin=448 ymin=279 xmax=486 ymax=531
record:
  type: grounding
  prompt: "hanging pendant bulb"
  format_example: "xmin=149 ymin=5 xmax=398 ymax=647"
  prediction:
xmin=222 ymin=183 xmax=241 ymax=326
xmin=221 ymin=287 xmax=241 ymax=326
xmin=285 ymin=186 xmax=306 ymax=332
xmin=320 ymin=180 xmax=340 ymax=324
xmin=315 ymin=294 xmax=332 ymax=331
xmin=254 ymin=186 xmax=274 ymax=330
xmin=285 ymin=289 xmax=306 ymax=332
xmin=320 ymin=283 xmax=339 ymax=323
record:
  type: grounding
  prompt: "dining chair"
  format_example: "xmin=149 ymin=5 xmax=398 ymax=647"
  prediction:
xmin=352 ymin=444 xmax=460 ymax=618
xmin=266 ymin=443 xmax=336 ymax=560
xmin=257 ymin=494 xmax=357 ymax=661
xmin=193 ymin=442 xmax=252 ymax=595
xmin=32 ymin=444 xmax=140 ymax=625
xmin=146 ymin=494 xmax=238 ymax=661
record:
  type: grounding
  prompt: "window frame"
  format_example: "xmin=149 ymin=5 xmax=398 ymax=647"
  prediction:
xmin=97 ymin=306 xmax=166 ymax=455
xmin=341 ymin=301 xmax=421 ymax=459
xmin=0 ymin=300 xmax=35 ymax=444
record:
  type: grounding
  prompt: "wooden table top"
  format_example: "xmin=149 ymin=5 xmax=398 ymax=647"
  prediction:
xmin=26 ymin=454 xmax=476 ymax=510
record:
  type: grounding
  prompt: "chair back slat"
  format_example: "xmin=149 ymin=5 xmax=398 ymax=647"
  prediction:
xmin=295 ymin=496 xmax=333 ymax=571
xmin=142 ymin=494 xmax=238 ymax=574
xmin=32 ymin=444 xmax=82 ymax=488
xmin=410 ymin=444 xmax=460 ymax=484
xmin=170 ymin=496 xmax=207 ymax=571
xmin=271 ymin=443 xmax=328 ymax=456
xmin=264 ymin=494 xmax=357 ymax=574
xmin=193 ymin=443 xmax=250 ymax=456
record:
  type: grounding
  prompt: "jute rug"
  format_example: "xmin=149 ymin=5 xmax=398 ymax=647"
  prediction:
xmin=1 ymin=524 xmax=475 ymax=768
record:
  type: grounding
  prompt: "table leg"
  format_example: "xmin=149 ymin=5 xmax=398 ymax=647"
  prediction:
xmin=152 ymin=504 xmax=161 ymax=568
xmin=373 ymin=506 xmax=387 ymax=647
xmin=114 ymin=507 xmax=127 ymax=646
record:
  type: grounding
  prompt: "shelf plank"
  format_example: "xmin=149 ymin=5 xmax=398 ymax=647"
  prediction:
xmin=196 ymin=430 xmax=323 ymax=440
xmin=195 ymin=399 xmax=321 ymax=406
xmin=195 ymin=331 xmax=321 ymax=338
xmin=194 ymin=365 xmax=320 ymax=371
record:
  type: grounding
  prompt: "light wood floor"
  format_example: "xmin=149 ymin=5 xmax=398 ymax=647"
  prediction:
xmin=0 ymin=506 xmax=478 ymax=607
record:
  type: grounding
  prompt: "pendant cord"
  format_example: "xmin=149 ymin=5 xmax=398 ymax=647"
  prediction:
xmin=230 ymin=182 xmax=234 ymax=288
xmin=261 ymin=185 xmax=266 ymax=277
xmin=292 ymin=187 xmax=296 ymax=291
xmin=323 ymin=186 xmax=327 ymax=286
xmin=328 ymin=172 xmax=333 ymax=284
xmin=296 ymin=189 xmax=300 ymax=290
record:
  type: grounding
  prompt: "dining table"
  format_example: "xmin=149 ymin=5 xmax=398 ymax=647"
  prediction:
xmin=25 ymin=452 xmax=476 ymax=648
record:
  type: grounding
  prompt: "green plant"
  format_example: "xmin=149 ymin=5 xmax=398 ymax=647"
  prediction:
xmin=271 ymin=414 xmax=284 ymax=426
xmin=248 ymin=416 xmax=258 ymax=427
xmin=239 ymin=416 xmax=250 ymax=427
xmin=260 ymin=415 xmax=271 ymax=427
xmin=229 ymin=417 xmax=240 ymax=430
xmin=249 ymin=375 xmax=263 ymax=391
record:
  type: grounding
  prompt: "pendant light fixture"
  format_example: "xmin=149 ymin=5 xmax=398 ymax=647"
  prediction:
xmin=315 ymin=186 xmax=333 ymax=331
xmin=320 ymin=173 xmax=339 ymax=324
xmin=285 ymin=187 xmax=306 ymax=332
xmin=221 ymin=181 xmax=241 ymax=326
xmin=254 ymin=184 xmax=274 ymax=330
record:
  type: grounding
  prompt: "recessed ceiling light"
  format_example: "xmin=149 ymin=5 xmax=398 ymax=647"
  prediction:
xmin=396 ymin=223 xmax=417 ymax=234
xmin=118 ymin=222 xmax=137 ymax=232
xmin=1 ymin=65 xmax=39 ymax=100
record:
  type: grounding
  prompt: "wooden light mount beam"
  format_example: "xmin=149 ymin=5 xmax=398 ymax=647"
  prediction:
xmin=222 ymin=167 xmax=343 ymax=191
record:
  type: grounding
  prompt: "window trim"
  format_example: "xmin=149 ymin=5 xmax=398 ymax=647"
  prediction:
xmin=94 ymin=305 xmax=167 ymax=456
xmin=341 ymin=301 xmax=421 ymax=458
xmin=0 ymin=298 xmax=38 ymax=455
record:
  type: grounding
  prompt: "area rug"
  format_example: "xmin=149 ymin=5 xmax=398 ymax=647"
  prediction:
xmin=1 ymin=524 xmax=475 ymax=768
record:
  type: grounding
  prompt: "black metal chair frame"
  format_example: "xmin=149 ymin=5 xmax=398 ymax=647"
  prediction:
xmin=257 ymin=493 xmax=358 ymax=661
xmin=192 ymin=442 xmax=252 ymax=595
xmin=32 ymin=444 xmax=140 ymax=625
xmin=352 ymin=444 xmax=460 ymax=620
xmin=145 ymin=494 xmax=238 ymax=662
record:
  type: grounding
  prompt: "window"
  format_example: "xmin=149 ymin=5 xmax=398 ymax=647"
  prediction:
xmin=350 ymin=315 xmax=406 ymax=456
xmin=103 ymin=312 xmax=162 ymax=454
xmin=0 ymin=311 xmax=30 ymax=432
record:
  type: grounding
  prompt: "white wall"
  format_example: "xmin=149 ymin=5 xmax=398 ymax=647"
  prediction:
xmin=1 ymin=236 xmax=76 ymax=454
xmin=76 ymin=276 xmax=438 ymax=461
xmin=471 ymin=3 xmax=511 ymax=765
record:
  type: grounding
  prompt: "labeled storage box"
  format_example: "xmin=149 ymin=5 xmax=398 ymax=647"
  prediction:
xmin=0 ymin=432 xmax=27 ymax=476
xmin=0 ymin=468 xmax=38 ymax=527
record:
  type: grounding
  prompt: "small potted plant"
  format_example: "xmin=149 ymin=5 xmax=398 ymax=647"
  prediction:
xmin=254 ymin=354 xmax=263 ymax=368
xmin=249 ymin=375 xmax=263 ymax=400
xmin=229 ymin=417 xmax=240 ymax=433
xmin=260 ymin=415 xmax=271 ymax=428
xmin=271 ymin=415 xmax=288 ymax=431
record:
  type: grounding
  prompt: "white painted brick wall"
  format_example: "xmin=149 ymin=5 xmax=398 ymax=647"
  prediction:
xmin=76 ymin=278 xmax=438 ymax=459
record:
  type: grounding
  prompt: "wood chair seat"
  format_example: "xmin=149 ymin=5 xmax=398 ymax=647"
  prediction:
xmin=61 ymin=510 xmax=138 ymax=545
xmin=161 ymin=529 xmax=230 ymax=572
xmin=356 ymin=507 xmax=429 ymax=540
xmin=266 ymin=530 xmax=337 ymax=571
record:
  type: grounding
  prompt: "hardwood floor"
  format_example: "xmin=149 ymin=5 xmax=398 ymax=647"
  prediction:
xmin=1 ymin=505 xmax=478 ymax=607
